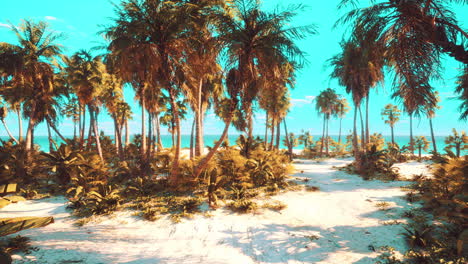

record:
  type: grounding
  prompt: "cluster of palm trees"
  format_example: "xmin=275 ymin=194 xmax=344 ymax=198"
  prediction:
xmin=0 ymin=0 xmax=315 ymax=184
xmin=315 ymin=88 xmax=349 ymax=155
xmin=329 ymin=0 xmax=467 ymax=160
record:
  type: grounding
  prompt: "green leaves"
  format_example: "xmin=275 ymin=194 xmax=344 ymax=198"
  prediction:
xmin=0 ymin=216 xmax=54 ymax=237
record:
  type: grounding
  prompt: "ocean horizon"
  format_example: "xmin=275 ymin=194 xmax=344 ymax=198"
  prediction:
xmin=0 ymin=134 xmax=460 ymax=155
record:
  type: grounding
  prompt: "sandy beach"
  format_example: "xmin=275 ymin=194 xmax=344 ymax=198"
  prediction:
xmin=2 ymin=157 xmax=431 ymax=264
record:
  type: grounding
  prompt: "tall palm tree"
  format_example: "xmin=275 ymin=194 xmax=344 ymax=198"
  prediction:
xmin=393 ymin=83 xmax=435 ymax=155
xmin=335 ymin=97 xmax=349 ymax=144
xmin=456 ymin=67 xmax=468 ymax=120
xmin=444 ymin=128 xmax=468 ymax=158
xmin=338 ymin=0 xmax=468 ymax=118
xmin=424 ymin=91 xmax=441 ymax=153
xmin=381 ymin=104 xmax=401 ymax=145
xmin=315 ymin=88 xmax=339 ymax=155
xmin=106 ymin=0 xmax=197 ymax=183
xmin=194 ymin=0 xmax=314 ymax=177
xmin=329 ymin=40 xmax=373 ymax=155
xmin=179 ymin=0 xmax=226 ymax=158
xmin=65 ymin=50 xmax=105 ymax=161
xmin=0 ymin=104 xmax=19 ymax=144
xmin=414 ymin=136 xmax=430 ymax=160
xmin=0 ymin=20 xmax=64 ymax=153
xmin=298 ymin=130 xmax=313 ymax=150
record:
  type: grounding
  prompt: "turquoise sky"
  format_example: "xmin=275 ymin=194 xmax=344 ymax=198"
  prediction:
xmin=0 ymin=0 xmax=467 ymax=137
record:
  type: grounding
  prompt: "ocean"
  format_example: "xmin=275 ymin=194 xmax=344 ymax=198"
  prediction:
xmin=0 ymin=135 xmax=459 ymax=155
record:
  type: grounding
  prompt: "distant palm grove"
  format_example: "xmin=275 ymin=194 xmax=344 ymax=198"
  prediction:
xmin=0 ymin=0 xmax=467 ymax=183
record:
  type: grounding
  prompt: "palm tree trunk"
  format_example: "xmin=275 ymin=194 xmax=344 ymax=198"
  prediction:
xmin=325 ymin=117 xmax=330 ymax=155
xmin=409 ymin=114 xmax=414 ymax=155
xmin=275 ymin=119 xmax=281 ymax=150
xmin=195 ymin=78 xmax=203 ymax=157
xmin=92 ymin=110 xmax=104 ymax=162
xmin=78 ymin=104 xmax=83 ymax=143
xmin=2 ymin=120 xmax=19 ymax=144
xmin=87 ymin=107 xmax=93 ymax=148
xmin=73 ymin=119 xmax=77 ymax=140
xmin=46 ymin=117 xmax=67 ymax=143
xmin=147 ymin=112 xmax=153 ymax=155
xmin=265 ymin=111 xmax=269 ymax=148
xmin=141 ymin=97 xmax=147 ymax=157
xmin=156 ymin=115 xmax=162 ymax=150
xmin=190 ymin=117 xmax=195 ymax=159
xmin=113 ymin=114 xmax=123 ymax=160
xmin=391 ymin=125 xmax=395 ymax=145
xmin=152 ymin=114 xmax=157 ymax=153
xmin=16 ymin=108 xmax=23 ymax=142
xmin=200 ymin=106 xmax=205 ymax=155
xmin=365 ymin=93 xmax=370 ymax=145
xmin=114 ymin=119 xmax=119 ymax=150
xmin=247 ymin=108 xmax=254 ymax=155
xmin=25 ymin=117 xmax=35 ymax=152
xmin=338 ymin=118 xmax=342 ymax=144
xmin=352 ymin=105 xmax=359 ymax=155
xmin=168 ymin=89 xmax=181 ymax=185
xmin=320 ymin=115 xmax=325 ymax=155
xmin=283 ymin=119 xmax=290 ymax=151
xmin=125 ymin=120 xmax=130 ymax=146
xmin=429 ymin=118 xmax=437 ymax=153
xmin=82 ymin=107 xmax=86 ymax=141
xmin=270 ymin=118 xmax=275 ymax=151
xmin=194 ymin=111 xmax=235 ymax=179
xmin=47 ymin=121 xmax=53 ymax=152
xmin=359 ymin=105 xmax=365 ymax=151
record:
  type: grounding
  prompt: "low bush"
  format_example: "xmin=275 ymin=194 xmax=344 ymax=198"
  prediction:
xmin=262 ymin=200 xmax=287 ymax=212
xmin=227 ymin=199 xmax=258 ymax=214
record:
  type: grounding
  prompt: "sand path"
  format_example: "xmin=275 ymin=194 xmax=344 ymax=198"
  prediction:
xmin=3 ymin=158 xmax=425 ymax=264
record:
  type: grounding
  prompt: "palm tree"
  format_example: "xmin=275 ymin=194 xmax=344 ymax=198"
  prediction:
xmin=65 ymin=50 xmax=105 ymax=161
xmin=194 ymin=0 xmax=314 ymax=177
xmin=106 ymin=0 xmax=199 ymax=183
xmin=100 ymin=72 xmax=127 ymax=159
xmin=315 ymin=88 xmax=339 ymax=155
xmin=393 ymin=83 xmax=435 ymax=155
xmin=444 ymin=129 xmax=468 ymax=158
xmin=0 ymin=105 xmax=19 ymax=144
xmin=335 ymin=97 xmax=349 ymax=144
xmin=424 ymin=92 xmax=441 ymax=153
xmin=381 ymin=104 xmax=401 ymax=145
xmin=338 ymin=0 xmax=467 ymax=118
xmin=179 ymin=0 xmax=226 ymax=158
xmin=298 ymin=130 xmax=313 ymax=150
xmin=414 ymin=136 xmax=430 ymax=160
xmin=456 ymin=67 xmax=468 ymax=120
xmin=0 ymin=20 xmax=64 ymax=153
xmin=329 ymin=30 xmax=384 ymax=157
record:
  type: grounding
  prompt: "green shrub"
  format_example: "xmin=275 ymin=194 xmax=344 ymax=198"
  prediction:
xmin=227 ymin=199 xmax=258 ymax=214
xmin=0 ymin=235 xmax=36 ymax=254
xmin=262 ymin=200 xmax=287 ymax=211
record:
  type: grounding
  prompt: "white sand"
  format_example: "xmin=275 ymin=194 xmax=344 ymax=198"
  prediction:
xmin=394 ymin=160 xmax=433 ymax=180
xmin=2 ymin=158 xmax=429 ymax=264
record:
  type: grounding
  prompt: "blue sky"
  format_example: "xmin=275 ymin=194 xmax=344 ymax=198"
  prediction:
xmin=0 ymin=0 xmax=467 ymax=137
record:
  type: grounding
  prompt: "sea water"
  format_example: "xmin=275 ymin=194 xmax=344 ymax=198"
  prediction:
xmin=0 ymin=135 xmax=457 ymax=155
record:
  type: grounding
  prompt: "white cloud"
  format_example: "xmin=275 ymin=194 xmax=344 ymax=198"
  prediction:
xmin=0 ymin=23 xmax=11 ymax=29
xmin=45 ymin=16 xmax=58 ymax=21
xmin=291 ymin=99 xmax=309 ymax=104
xmin=290 ymin=95 xmax=316 ymax=108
